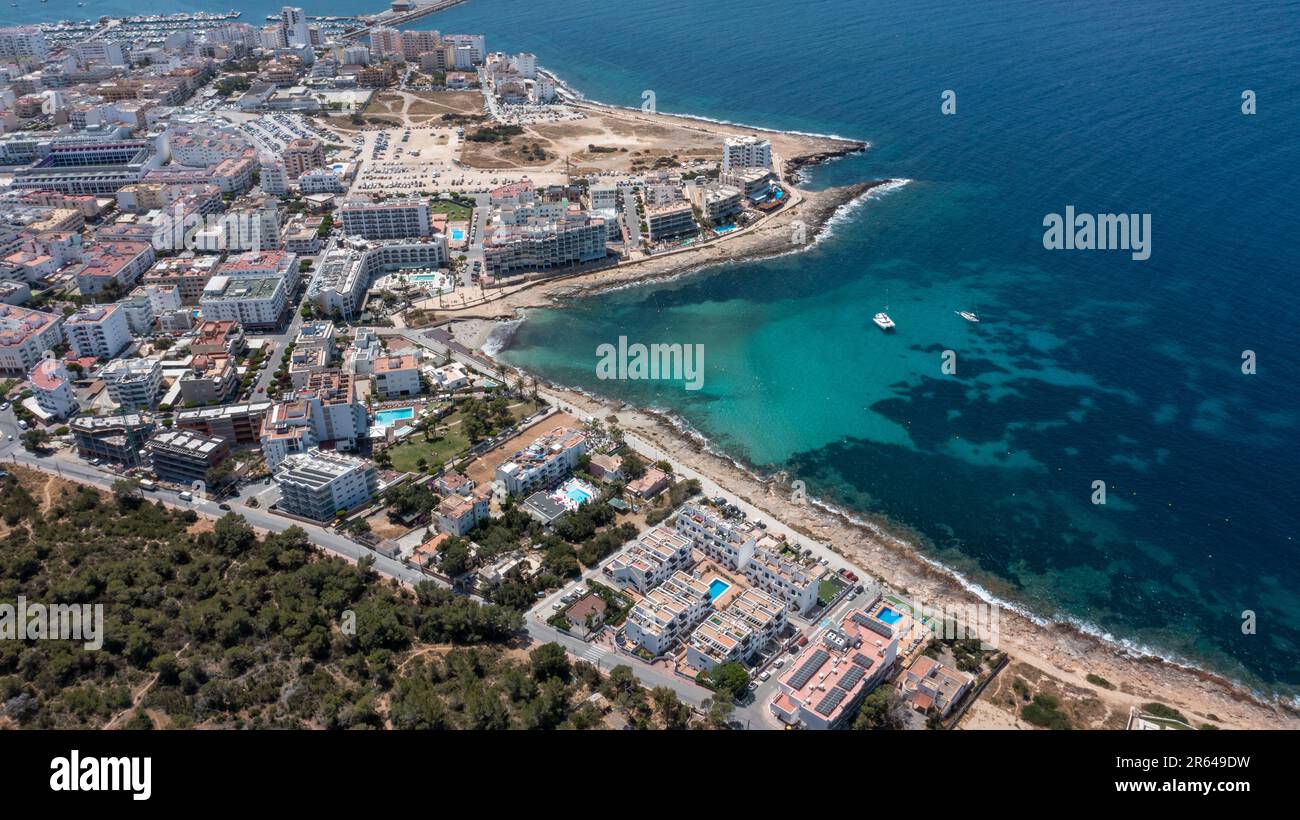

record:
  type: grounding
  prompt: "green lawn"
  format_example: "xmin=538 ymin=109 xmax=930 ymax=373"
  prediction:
xmin=386 ymin=422 xmax=470 ymax=473
xmin=818 ymin=577 xmax=847 ymax=607
xmin=430 ymin=200 xmax=473 ymax=221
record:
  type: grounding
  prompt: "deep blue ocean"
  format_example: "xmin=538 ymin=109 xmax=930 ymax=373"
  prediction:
xmin=18 ymin=0 xmax=1300 ymax=700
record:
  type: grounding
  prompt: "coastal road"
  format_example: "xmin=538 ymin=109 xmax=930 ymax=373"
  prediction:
xmin=0 ymin=442 xmax=435 ymax=590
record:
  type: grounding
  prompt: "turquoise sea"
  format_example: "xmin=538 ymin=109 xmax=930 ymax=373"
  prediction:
xmin=15 ymin=0 xmax=1300 ymax=700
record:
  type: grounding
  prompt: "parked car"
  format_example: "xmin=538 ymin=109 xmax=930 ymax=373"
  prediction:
xmin=759 ymin=670 xmax=771 ymax=681
xmin=218 ymin=503 xmax=232 ymax=511
xmin=855 ymin=584 xmax=865 ymax=593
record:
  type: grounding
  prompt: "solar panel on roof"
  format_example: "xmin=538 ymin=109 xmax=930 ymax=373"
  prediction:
xmin=851 ymin=652 xmax=874 ymax=669
xmin=851 ymin=611 xmax=894 ymax=639
xmin=837 ymin=664 xmax=865 ymax=691
xmin=814 ymin=687 xmax=846 ymax=716
xmin=788 ymin=649 xmax=830 ymax=689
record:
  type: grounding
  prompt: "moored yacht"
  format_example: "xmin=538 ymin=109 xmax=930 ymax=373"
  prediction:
xmin=873 ymin=312 xmax=895 ymax=331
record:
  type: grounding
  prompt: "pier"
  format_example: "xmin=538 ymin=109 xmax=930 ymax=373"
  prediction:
xmin=339 ymin=0 xmax=470 ymax=41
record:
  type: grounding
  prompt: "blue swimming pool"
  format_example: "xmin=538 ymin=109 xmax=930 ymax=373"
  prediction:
xmin=877 ymin=606 xmax=903 ymax=625
xmin=451 ymin=228 xmax=465 ymax=241
xmin=566 ymin=486 xmax=593 ymax=505
xmin=707 ymin=579 xmax=731 ymax=601
xmin=374 ymin=407 xmax=414 ymax=427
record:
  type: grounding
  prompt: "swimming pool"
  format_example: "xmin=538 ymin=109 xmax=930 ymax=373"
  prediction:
xmin=451 ymin=228 xmax=465 ymax=241
xmin=707 ymin=579 xmax=731 ymax=602
xmin=876 ymin=606 xmax=903 ymax=625
xmin=565 ymin=485 xmax=593 ymax=505
xmin=374 ymin=407 xmax=414 ymax=427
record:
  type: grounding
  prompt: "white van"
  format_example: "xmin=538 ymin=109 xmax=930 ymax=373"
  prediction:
xmin=178 ymin=491 xmax=193 ymax=502
xmin=139 ymin=479 xmax=156 ymax=491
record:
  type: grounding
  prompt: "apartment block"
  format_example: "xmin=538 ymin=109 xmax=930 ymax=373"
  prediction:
xmin=622 ymin=570 xmax=712 ymax=656
xmin=372 ymin=353 xmax=422 ymax=398
xmin=65 ymin=303 xmax=132 ymax=359
xmin=606 ymin=526 xmax=693 ymax=593
xmin=100 ymin=357 xmax=163 ymax=409
xmin=146 ymin=428 xmax=231 ymax=486
xmin=275 ymin=449 xmax=378 ymax=521
xmin=70 ymin=412 xmax=154 ymax=467
xmin=0 ymin=304 xmax=63 ymax=377
xmin=340 ymin=197 xmax=432 ymax=240
xmin=495 ymin=426 xmax=586 ymax=495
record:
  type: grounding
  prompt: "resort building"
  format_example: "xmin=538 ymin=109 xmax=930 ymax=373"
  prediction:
xmin=686 ymin=587 xmax=788 ymax=672
xmin=260 ymin=372 xmax=367 ymax=469
xmin=606 ymin=526 xmax=694 ymax=593
xmin=644 ymin=201 xmax=697 ymax=242
xmin=675 ymin=503 xmax=824 ymax=614
xmin=721 ymin=136 xmax=772 ymax=172
xmin=340 ymin=197 xmax=432 ymax=240
xmin=100 ymin=357 xmax=163 ymax=409
xmin=275 ymin=449 xmax=378 ymax=521
xmin=686 ymin=180 xmax=743 ymax=223
xmin=29 ymin=358 xmax=77 ymax=419
xmin=435 ymin=486 xmax=492 ymax=536
xmin=146 ymin=428 xmax=231 ymax=487
xmin=372 ymin=353 xmax=422 ymax=398
xmin=622 ymin=570 xmax=712 ymax=656
xmin=482 ymin=212 xmax=608 ymax=277
xmin=0 ymin=304 xmax=64 ymax=377
xmin=282 ymin=137 xmax=324 ymax=179
xmin=495 ymin=426 xmax=587 ymax=495
xmin=70 ymin=412 xmax=154 ymax=467
xmin=65 ymin=304 xmax=131 ymax=360
xmin=770 ymin=607 xmax=904 ymax=730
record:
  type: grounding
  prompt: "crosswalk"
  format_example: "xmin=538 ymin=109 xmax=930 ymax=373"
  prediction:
xmin=581 ymin=645 xmax=608 ymax=664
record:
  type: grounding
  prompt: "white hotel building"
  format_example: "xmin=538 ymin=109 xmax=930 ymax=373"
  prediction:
xmin=275 ymin=449 xmax=378 ymax=521
xmin=495 ymin=426 xmax=586 ymax=495
xmin=606 ymin=526 xmax=694 ymax=593
xmin=676 ymin=503 xmax=824 ymax=614
xmin=340 ymin=198 xmax=432 ymax=240
xmin=721 ymin=135 xmax=772 ymax=173
xmin=622 ymin=571 xmax=712 ymax=657
xmin=200 ymin=274 xmax=287 ymax=331
xmin=65 ymin=303 xmax=132 ymax=360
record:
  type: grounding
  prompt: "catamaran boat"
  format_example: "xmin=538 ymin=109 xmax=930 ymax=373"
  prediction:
xmin=873 ymin=312 xmax=895 ymax=331
xmin=956 ymin=310 xmax=980 ymax=323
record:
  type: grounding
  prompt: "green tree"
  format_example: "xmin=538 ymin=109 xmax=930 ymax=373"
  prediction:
xmin=20 ymin=428 xmax=50 ymax=452
xmin=704 ymin=662 xmax=749 ymax=701
xmin=529 ymin=642 xmax=571 ymax=683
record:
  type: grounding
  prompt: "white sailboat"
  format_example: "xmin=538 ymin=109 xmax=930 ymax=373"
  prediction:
xmin=873 ymin=310 xmax=895 ymax=331
xmin=956 ymin=310 xmax=980 ymax=323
